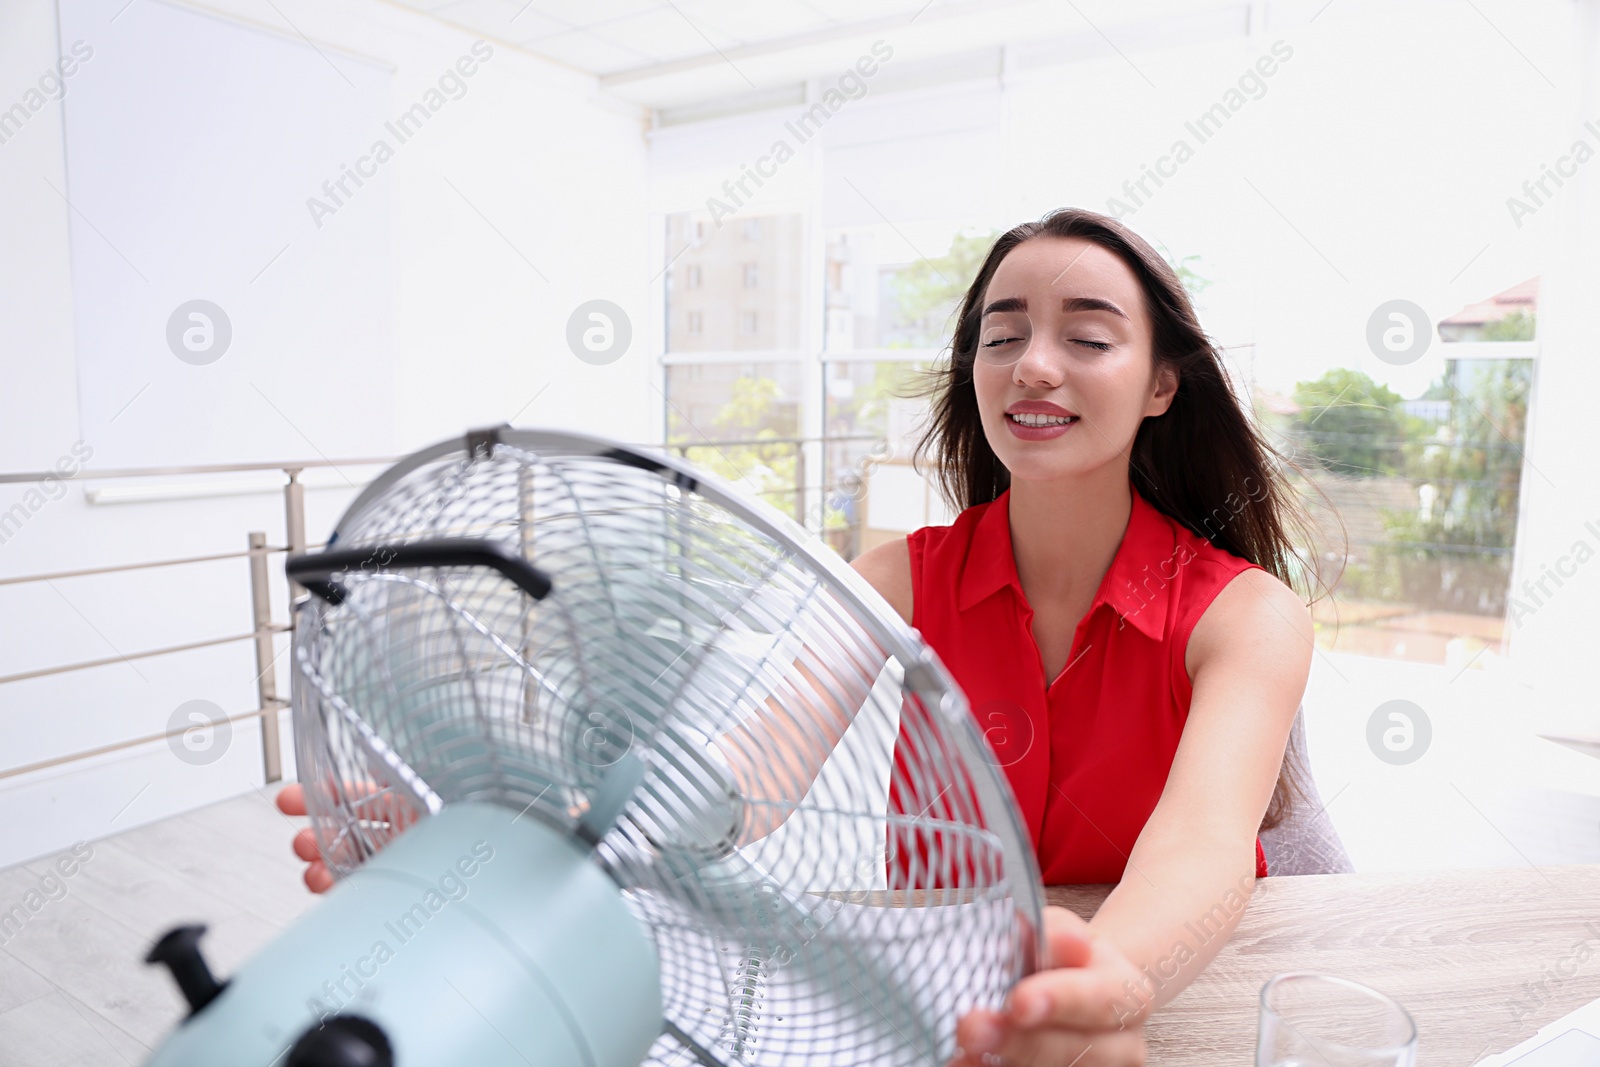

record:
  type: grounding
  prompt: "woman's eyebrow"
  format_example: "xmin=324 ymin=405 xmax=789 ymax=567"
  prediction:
xmin=1062 ymin=296 xmax=1129 ymax=320
xmin=981 ymin=296 xmax=1027 ymax=316
xmin=980 ymin=295 xmax=1128 ymax=320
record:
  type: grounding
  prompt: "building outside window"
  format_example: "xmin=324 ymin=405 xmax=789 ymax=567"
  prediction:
xmin=662 ymin=210 xmax=804 ymax=521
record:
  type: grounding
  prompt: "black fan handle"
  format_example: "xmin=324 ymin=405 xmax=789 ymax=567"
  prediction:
xmin=145 ymin=924 xmax=228 ymax=1016
xmin=286 ymin=538 xmax=554 ymax=606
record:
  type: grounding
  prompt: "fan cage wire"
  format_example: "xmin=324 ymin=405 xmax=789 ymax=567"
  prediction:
xmin=288 ymin=432 xmax=1043 ymax=1066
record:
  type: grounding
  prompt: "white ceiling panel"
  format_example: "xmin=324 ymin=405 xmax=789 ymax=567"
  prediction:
xmin=397 ymin=0 xmax=1409 ymax=110
xmin=587 ymin=6 xmax=739 ymax=63
xmin=521 ymin=0 xmax=665 ymax=28
xmin=797 ymin=0 xmax=938 ymax=19
xmin=676 ymin=0 xmax=842 ymax=41
xmin=422 ymin=0 xmax=573 ymax=43
xmin=526 ymin=27 xmax=655 ymax=70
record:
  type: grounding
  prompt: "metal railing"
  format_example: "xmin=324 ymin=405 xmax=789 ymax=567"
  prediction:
xmin=0 ymin=436 xmax=882 ymax=787
xmin=0 ymin=456 xmax=395 ymax=785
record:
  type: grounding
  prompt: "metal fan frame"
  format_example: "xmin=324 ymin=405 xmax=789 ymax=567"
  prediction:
xmin=295 ymin=424 xmax=1049 ymax=1063
xmin=327 ymin=425 xmax=1042 ymax=906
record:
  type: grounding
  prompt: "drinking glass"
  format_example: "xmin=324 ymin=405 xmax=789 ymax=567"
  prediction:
xmin=1256 ymin=972 xmax=1418 ymax=1066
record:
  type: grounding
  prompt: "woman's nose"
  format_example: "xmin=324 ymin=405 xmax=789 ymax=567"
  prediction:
xmin=1011 ymin=336 xmax=1066 ymax=387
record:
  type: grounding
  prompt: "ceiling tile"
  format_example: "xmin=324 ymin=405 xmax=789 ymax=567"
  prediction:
xmin=431 ymin=0 xmax=573 ymax=40
xmin=676 ymin=0 xmax=835 ymax=41
xmin=514 ymin=0 xmax=666 ymax=30
xmin=587 ymin=6 xmax=742 ymax=62
xmin=522 ymin=27 xmax=657 ymax=72
xmin=498 ymin=5 xmax=575 ymax=39
xmin=793 ymin=0 xmax=930 ymax=20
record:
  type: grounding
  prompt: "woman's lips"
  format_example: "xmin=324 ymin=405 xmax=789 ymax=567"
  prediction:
xmin=1004 ymin=412 xmax=1078 ymax=440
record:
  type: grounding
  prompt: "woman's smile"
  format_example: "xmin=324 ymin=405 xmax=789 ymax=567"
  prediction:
xmin=1005 ymin=411 xmax=1079 ymax=439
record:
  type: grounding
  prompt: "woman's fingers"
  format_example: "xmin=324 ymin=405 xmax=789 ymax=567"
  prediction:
xmin=282 ymin=784 xmax=337 ymax=894
xmin=289 ymin=815 xmax=335 ymax=894
xmin=1007 ymin=967 xmax=1138 ymax=1032
xmin=275 ymin=783 xmax=306 ymax=817
xmin=1042 ymin=905 xmax=1095 ymax=968
xmin=300 ymin=777 xmax=418 ymax=829
xmin=290 ymin=827 xmax=321 ymax=863
xmin=283 ymin=777 xmax=419 ymax=830
xmin=303 ymin=860 xmax=334 ymax=894
xmin=1000 ymin=908 xmax=1149 ymax=1033
xmin=949 ymin=906 xmax=1151 ymax=1065
xmin=281 ymin=777 xmax=421 ymax=897
xmin=952 ymin=1015 xmax=1146 ymax=1067
xmin=953 ymin=1007 xmax=1010 ymax=1062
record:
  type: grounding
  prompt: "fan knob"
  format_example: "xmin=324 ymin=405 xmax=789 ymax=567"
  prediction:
xmin=144 ymin=924 xmax=227 ymax=1016
xmin=287 ymin=1014 xmax=394 ymax=1067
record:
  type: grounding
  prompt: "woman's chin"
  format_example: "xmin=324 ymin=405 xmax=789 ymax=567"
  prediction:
xmin=995 ymin=453 xmax=1094 ymax=484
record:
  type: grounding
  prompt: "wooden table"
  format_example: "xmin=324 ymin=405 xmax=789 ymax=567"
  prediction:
xmin=1047 ymin=865 xmax=1600 ymax=1065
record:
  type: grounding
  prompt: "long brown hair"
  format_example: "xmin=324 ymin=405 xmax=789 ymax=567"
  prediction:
xmin=909 ymin=207 xmax=1321 ymax=832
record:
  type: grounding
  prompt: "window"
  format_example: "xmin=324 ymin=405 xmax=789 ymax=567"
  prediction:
xmin=742 ymin=218 xmax=761 ymax=241
xmin=824 ymin=223 xmax=999 ymax=352
xmin=663 ymin=211 xmax=801 ymax=354
xmin=661 ymin=210 xmax=805 ymax=522
xmin=1268 ymin=277 xmax=1540 ymax=672
xmin=818 ymin=221 xmax=992 ymax=558
xmin=821 ymin=357 xmax=934 ymax=559
xmin=662 ymin=361 xmax=804 ymax=521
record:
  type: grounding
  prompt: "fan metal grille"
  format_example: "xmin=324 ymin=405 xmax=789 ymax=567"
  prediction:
xmin=290 ymin=429 xmax=1043 ymax=1066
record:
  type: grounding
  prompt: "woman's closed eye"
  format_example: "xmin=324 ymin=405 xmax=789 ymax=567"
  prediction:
xmin=981 ymin=337 xmax=1113 ymax=350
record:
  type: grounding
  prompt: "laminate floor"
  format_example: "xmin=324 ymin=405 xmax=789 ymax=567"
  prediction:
xmin=0 ymin=789 xmax=314 ymax=1066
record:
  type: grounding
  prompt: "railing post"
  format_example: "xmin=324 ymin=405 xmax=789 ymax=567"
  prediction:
xmin=249 ymin=531 xmax=283 ymax=783
xmin=795 ymin=444 xmax=806 ymax=527
xmin=283 ymin=468 xmax=307 ymax=608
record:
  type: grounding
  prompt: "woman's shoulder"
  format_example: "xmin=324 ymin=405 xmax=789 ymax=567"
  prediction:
xmin=850 ymin=537 xmax=913 ymax=626
xmin=848 ymin=500 xmax=994 ymax=627
xmin=1185 ymin=565 xmax=1312 ymax=681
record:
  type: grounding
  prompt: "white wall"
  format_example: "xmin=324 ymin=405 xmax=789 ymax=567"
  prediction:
xmin=1504 ymin=0 xmax=1600 ymax=743
xmin=0 ymin=1 xmax=81 ymax=476
xmin=0 ymin=0 xmax=651 ymax=867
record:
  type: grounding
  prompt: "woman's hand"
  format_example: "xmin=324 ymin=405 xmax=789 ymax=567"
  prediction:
xmin=950 ymin=906 xmax=1149 ymax=1066
xmin=275 ymin=780 xmax=423 ymax=893
xmin=274 ymin=784 xmax=334 ymax=894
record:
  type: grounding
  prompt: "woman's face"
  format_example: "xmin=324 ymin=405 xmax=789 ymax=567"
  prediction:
xmin=971 ymin=235 xmax=1177 ymax=485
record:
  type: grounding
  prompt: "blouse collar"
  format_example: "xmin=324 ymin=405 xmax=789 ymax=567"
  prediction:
xmin=956 ymin=483 xmax=1179 ymax=641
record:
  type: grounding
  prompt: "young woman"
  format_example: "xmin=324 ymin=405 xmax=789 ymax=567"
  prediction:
xmin=280 ymin=207 xmax=1315 ymax=1067
xmin=846 ymin=207 xmax=1316 ymax=1066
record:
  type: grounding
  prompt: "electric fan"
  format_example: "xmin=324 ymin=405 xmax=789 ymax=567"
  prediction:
xmin=142 ymin=425 xmax=1044 ymax=1067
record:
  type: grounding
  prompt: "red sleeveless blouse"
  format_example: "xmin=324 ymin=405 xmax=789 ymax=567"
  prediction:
xmin=888 ymin=484 xmax=1269 ymax=885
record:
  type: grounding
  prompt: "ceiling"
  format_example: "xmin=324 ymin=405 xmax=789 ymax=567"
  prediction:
xmin=389 ymin=0 xmax=1370 ymax=112
xmin=393 ymin=0 xmax=950 ymax=77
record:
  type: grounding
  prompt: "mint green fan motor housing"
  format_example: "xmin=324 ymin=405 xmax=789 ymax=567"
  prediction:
xmin=143 ymin=801 xmax=661 ymax=1066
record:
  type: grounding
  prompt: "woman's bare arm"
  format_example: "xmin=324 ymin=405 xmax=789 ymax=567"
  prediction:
xmin=716 ymin=537 xmax=913 ymax=842
xmin=1082 ymin=568 xmax=1310 ymax=1014
xmin=955 ymin=568 xmax=1309 ymax=1065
